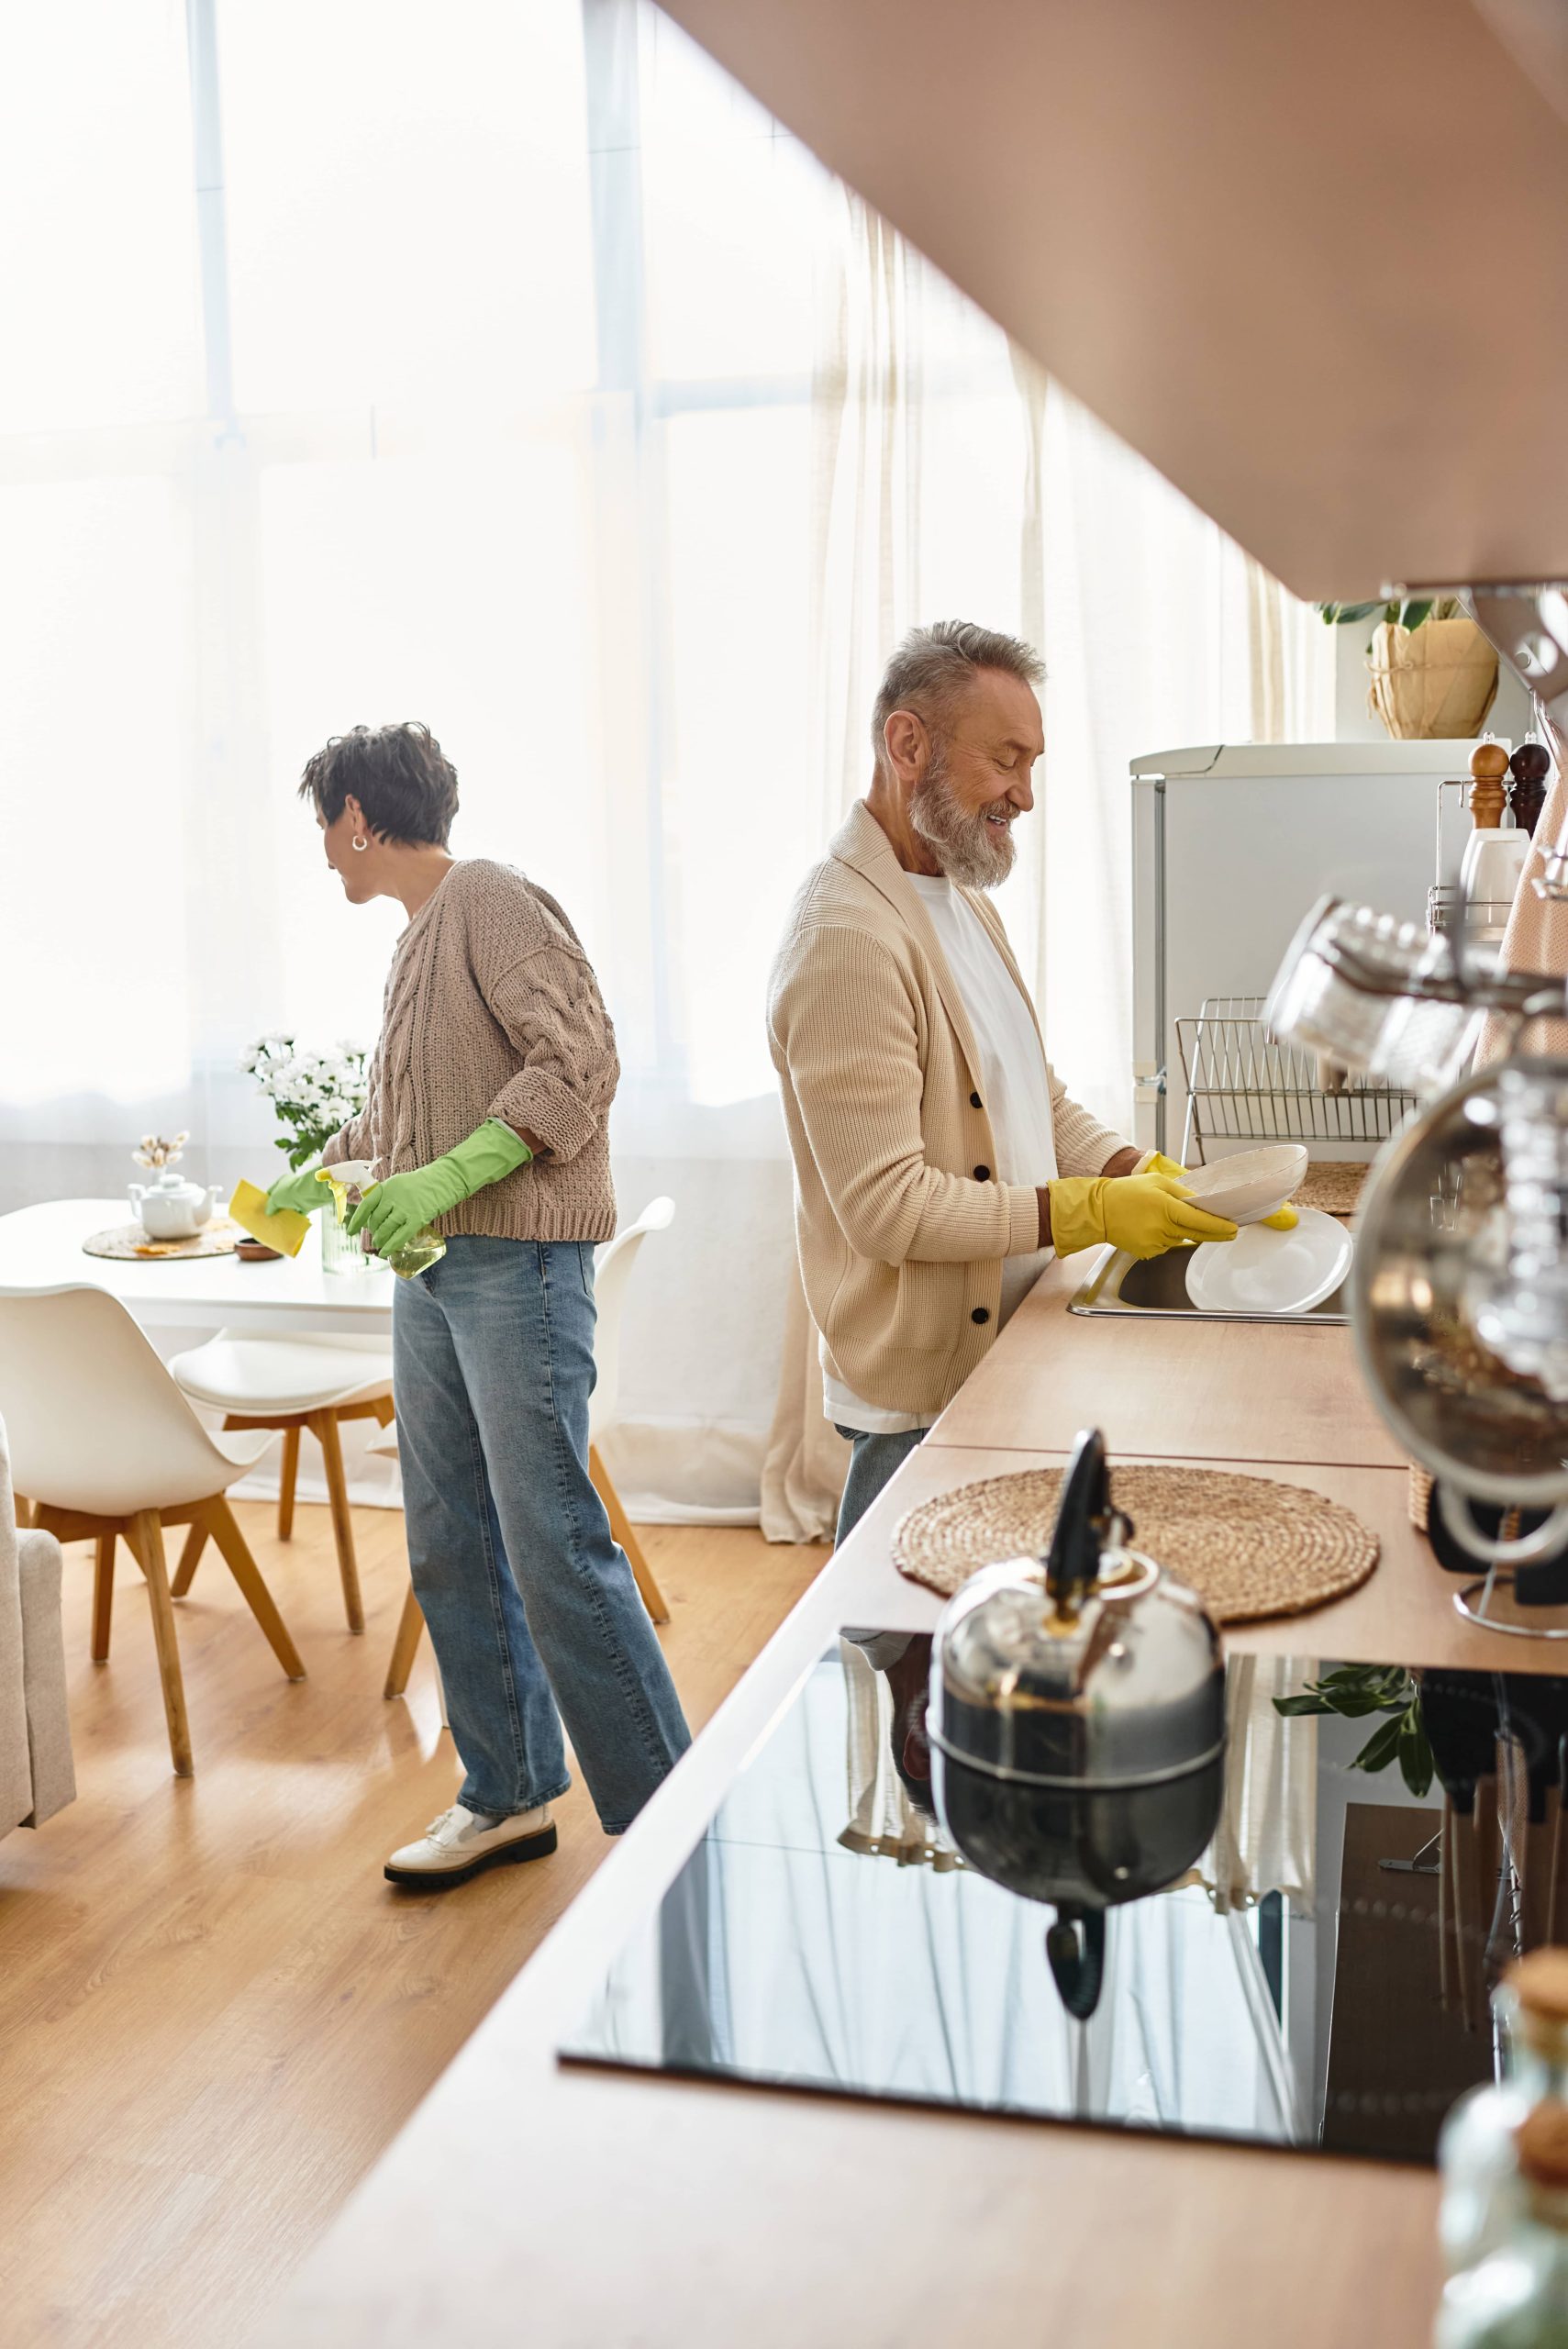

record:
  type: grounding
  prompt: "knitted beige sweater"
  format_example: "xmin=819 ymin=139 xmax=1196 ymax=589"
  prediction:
xmin=325 ymin=859 xmax=618 ymax=1244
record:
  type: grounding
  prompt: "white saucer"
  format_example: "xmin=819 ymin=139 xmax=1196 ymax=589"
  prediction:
xmin=1184 ymin=1206 xmax=1352 ymax=1317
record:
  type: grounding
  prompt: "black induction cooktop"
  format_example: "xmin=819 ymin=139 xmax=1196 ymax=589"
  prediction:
xmin=561 ymin=1637 xmax=1568 ymax=2165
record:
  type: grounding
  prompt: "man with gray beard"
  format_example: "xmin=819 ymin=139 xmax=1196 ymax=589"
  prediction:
xmin=768 ymin=620 xmax=1236 ymax=1544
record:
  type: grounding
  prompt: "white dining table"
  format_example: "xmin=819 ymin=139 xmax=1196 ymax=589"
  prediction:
xmin=0 ymin=1199 xmax=394 ymax=1338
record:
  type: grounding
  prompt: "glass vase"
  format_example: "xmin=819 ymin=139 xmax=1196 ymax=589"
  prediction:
xmin=319 ymin=1208 xmax=368 ymax=1276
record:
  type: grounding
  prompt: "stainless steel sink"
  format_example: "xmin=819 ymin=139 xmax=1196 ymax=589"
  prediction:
xmin=1067 ymin=1243 xmax=1351 ymax=1324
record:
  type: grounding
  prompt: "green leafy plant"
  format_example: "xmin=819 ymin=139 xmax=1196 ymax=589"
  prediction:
xmin=1273 ymin=1664 xmax=1434 ymax=1798
xmin=1317 ymin=595 xmax=1465 ymax=646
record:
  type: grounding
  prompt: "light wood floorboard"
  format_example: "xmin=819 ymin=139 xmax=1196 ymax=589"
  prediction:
xmin=0 ymin=1499 xmax=828 ymax=2348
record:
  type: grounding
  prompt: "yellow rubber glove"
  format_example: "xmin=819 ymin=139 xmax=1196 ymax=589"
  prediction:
xmin=1048 ymin=1171 xmax=1239 ymax=1260
xmin=1137 ymin=1150 xmax=1297 ymax=1231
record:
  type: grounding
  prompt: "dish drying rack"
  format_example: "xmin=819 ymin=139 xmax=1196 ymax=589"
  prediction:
xmin=1174 ymin=996 xmax=1418 ymax=1165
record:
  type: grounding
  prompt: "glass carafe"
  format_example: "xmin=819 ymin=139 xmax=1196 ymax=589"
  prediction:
xmin=1441 ymin=1955 xmax=1568 ymax=2277
xmin=1438 ymin=2103 xmax=1568 ymax=2347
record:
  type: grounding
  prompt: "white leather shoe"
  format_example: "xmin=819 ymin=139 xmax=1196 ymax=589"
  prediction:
xmin=384 ymin=1801 xmax=556 ymax=1888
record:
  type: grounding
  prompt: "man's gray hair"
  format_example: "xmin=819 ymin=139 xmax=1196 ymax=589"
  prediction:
xmin=871 ymin=619 xmax=1043 ymax=773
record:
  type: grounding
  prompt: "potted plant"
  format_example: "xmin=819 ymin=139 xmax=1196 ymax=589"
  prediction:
xmin=239 ymin=1035 xmax=371 ymax=1272
xmin=1319 ymin=596 xmax=1499 ymax=740
xmin=1273 ymin=1663 xmax=1434 ymax=1796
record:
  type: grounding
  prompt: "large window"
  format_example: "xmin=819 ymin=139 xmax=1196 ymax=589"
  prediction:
xmin=0 ymin=1 xmax=862 ymax=1151
xmin=0 ymin=5 xmax=1324 ymax=1504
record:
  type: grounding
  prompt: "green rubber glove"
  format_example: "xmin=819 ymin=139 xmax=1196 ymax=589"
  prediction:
xmin=266 ymin=1165 xmax=335 ymax=1217
xmin=347 ymin=1120 xmax=532 ymax=1257
xmin=1048 ymin=1171 xmax=1239 ymax=1260
xmin=1137 ymin=1149 xmax=1297 ymax=1231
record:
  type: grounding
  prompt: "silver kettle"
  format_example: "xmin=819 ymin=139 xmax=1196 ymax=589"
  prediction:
xmin=929 ymin=1428 xmax=1226 ymax=2017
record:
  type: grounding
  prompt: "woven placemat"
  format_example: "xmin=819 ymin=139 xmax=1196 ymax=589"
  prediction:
xmin=892 ymin=1465 xmax=1380 ymax=1623
xmin=1408 ymin=1463 xmax=1434 ymax=1533
xmin=83 ymin=1218 xmax=244 ymax=1262
xmin=1295 ymin=1163 xmax=1369 ymax=1219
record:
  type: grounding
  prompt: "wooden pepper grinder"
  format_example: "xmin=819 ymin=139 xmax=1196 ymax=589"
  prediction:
xmin=1509 ymin=734 xmax=1553 ymax=838
xmin=1469 ymin=735 xmax=1510 ymax=829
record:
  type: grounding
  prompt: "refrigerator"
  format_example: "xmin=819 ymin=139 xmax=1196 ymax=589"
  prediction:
xmin=1130 ymin=740 xmax=1482 ymax=1161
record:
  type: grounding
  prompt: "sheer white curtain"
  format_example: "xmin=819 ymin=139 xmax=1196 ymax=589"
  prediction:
xmin=761 ymin=193 xmax=1332 ymax=1538
xmin=0 ymin=2 xmax=1328 ymax=1523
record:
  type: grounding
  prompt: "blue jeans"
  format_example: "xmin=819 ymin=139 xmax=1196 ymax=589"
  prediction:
xmin=834 ymin=1426 xmax=926 ymax=1547
xmin=393 ymin=1236 xmax=691 ymax=1833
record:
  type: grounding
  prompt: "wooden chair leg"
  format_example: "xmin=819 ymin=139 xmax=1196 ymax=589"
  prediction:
xmin=277 ymin=1424 xmax=301 ymax=1542
xmin=589 ymin=1443 xmax=671 ymax=1624
xmin=201 ymin=1498 xmax=306 ymax=1681
xmin=384 ymin=1582 xmax=426 ymax=1700
xmin=310 ymin=1409 xmax=364 ymax=1634
xmin=125 ymin=1509 xmax=193 ymax=1778
xmin=13 ymin=1494 xmax=33 ymax=1530
xmin=92 ymin=1531 xmax=117 ymax=1662
xmin=172 ymin=1520 xmax=208 ymax=1598
xmin=373 ymin=1396 xmax=395 ymax=1429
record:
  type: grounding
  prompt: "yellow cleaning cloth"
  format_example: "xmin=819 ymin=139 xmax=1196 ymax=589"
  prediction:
xmin=228 ymin=1178 xmax=310 ymax=1259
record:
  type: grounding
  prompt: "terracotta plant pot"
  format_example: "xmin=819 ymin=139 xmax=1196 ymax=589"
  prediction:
xmin=1367 ymin=616 xmax=1499 ymax=740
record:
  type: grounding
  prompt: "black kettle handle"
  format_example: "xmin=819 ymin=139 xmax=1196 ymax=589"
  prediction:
xmin=1046 ymin=1427 xmax=1119 ymax=1611
xmin=1046 ymin=1908 xmax=1106 ymax=2021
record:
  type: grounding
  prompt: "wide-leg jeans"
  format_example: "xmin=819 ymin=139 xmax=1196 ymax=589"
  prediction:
xmin=834 ymin=1425 xmax=926 ymax=1547
xmin=393 ymin=1235 xmax=691 ymax=1832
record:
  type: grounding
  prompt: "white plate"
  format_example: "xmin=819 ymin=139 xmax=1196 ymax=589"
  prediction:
xmin=1178 ymin=1143 xmax=1308 ymax=1227
xmin=1184 ymin=1206 xmax=1352 ymax=1317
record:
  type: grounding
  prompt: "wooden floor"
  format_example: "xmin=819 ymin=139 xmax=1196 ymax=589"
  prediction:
xmin=0 ymin=1498 xmax=828 ymax=2349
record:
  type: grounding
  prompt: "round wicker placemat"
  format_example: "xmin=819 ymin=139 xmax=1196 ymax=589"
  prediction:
xmin=83 ymin=1219 xmax=245 ymax=1263
xmin=892 ymin=1465 xmax=1380 ymax=1622
xmin=1295 ymin=1163 xmax=1368 ymax=1219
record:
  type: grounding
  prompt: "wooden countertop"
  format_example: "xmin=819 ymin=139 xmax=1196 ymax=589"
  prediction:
xmin=839 ymin=1441 xmax=1540 ymax=1675
xmin=259 ymin=1256 xmax=1499 ymax=2349
xmin=929 ymin=1251 xmax=1406 ymax=1467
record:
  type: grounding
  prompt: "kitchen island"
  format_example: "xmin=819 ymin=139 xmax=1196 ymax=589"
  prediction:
xmin=257 ymin=1251 xmax=1530 ymax=2349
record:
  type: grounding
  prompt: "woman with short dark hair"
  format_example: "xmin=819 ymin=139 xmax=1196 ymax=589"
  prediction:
xmin=271 ymin=721 xmax=690 ymax=1885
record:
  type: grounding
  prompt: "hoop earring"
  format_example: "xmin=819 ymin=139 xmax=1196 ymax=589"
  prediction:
xmin=351 ymin=835 xmax=368 ymax=853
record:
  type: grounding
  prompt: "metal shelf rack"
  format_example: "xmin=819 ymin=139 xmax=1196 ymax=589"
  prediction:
xmin=1174 ymin=996 xmax=1418 ymax=1164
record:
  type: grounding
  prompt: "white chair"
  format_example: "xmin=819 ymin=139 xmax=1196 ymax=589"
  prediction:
xmin=166 ymin=1331 xmax=395 ymax=1634
xmin=0 ymin=1289 xmax=306 ymax=1778
xmin=383 ymin=1197 xmax=675 ymax=1702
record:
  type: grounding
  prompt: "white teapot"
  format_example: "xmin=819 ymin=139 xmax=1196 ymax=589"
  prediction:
xmin=128 ymin=1168 xmax=220 ymax=1241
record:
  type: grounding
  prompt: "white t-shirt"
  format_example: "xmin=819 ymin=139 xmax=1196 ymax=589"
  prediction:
xmin=825 ymin=875 xmax=1058 ymax=1436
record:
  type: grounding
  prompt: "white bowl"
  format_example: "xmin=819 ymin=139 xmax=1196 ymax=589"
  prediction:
xmin=1177 ymin=1144 xmax=1308 ymax=1227
xmin=1185 ymin=1207 xmax=1352 ymax=1317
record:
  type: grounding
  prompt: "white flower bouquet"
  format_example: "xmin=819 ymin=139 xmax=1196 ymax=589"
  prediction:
xmin=240 ymin=1034 xmax=370 ymax=1172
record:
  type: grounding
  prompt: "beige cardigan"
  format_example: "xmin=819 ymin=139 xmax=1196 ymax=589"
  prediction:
xmin=326 ymin=859 xmax=619 ymax=1244
xmin=768 ymin=802 xmax=1126 ymax=1417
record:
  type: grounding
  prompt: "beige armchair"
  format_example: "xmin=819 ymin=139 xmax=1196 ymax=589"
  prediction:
xmin=0 ymin=1408 xmax=74 ymax=1838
